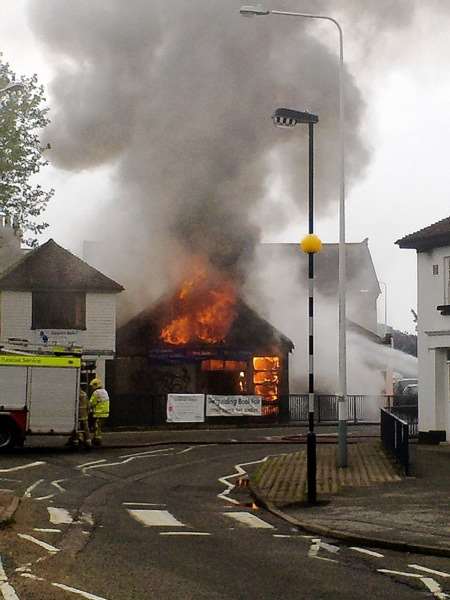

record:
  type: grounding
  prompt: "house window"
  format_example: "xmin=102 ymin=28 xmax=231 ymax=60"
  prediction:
xmin=32 ymin=292 xmax=86 ymax=330
xmin=445 ymin=258 xmax=450 ymax=304
xmin=433 ymin=264 xmax=439 ymax=275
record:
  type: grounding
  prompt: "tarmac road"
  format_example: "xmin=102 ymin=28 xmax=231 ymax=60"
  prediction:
xmin=0 ymin=432 xmax=449 ymax=599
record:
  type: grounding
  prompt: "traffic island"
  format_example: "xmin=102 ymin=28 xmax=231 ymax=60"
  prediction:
xmin=250 ymin=441 xmax=401 ymax=507
xmin=250 ymin=441 xmax=450 ymax=557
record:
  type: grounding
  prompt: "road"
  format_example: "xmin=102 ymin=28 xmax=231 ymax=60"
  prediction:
xmin=0 ymin=431 xmax=449 ymax=599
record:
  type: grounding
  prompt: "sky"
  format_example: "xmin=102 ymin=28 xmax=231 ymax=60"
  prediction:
xmin=1 ymin=1 xmax=450 ymax=334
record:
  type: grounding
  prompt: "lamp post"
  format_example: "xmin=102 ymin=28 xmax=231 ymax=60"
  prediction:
xmin=272 ymin=107 xmax=321 ymax=504
xmin=240 ymin=5 xmax=348 ymax=467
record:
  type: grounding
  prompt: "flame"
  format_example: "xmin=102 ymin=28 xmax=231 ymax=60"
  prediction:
xmin=160 ymin=260 xmax=237 ymax=345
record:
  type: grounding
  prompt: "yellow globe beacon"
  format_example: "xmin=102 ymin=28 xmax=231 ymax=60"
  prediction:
xmin=300 ymin=234 xmax=323 ymax=254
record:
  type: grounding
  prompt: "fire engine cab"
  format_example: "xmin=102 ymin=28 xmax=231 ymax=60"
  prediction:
xmin=0 ymin=341 xmax=82 ymax=450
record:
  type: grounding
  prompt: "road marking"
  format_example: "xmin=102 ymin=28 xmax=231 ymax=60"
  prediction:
xmin=350 ymin=547 xmax=384 ymax=558
xmin=76 ymin=459 xmax=107 ymax=470
xmin=273 ymin=534 xmax=293 ymax=538
xmin=127 ymin=509 xmax=185 ymax=527
xmin=223 ymin=512 xmax=274 ymax=529
xmin=51 ymin=479 xmax=67 ymax=493
xmin=159 ymin=532 xmax=211 ymax=536
xmin=378 ymin=569 xmax=423 ymax=578
xmin=52 ymin=583 xmax=109 ymax=600
xmin=0 ymin=583 xmax=20 ymax=600
xmin=20 ymin=574 xmax=44 ymax=581
xmin=35 ymin=494 xmax=56 ymax=501
xmin=409 ymin=564 xmax=450 ymax=578
xmin=48 ymin=507 xmax=73 ymax=525
xmin=17 ymin=534 xmax=60 ymax=554
xmin=80 ymin=448 xmax=175 ymax=474
xmin=23 ymin=479 xmax=44 ymax=498
xmin=0 ymin=461 xmax=45 ymax=474
xmin=421 ymin=578 xmax=445 ymax=595
xmin=319 ymin=541 xmax=340 ymax=554
xmin=308 ymin=539 xmax=321 ymax=558
xmin=0 ymin=556 xmax=20 ymax=600
xmin=33 ymin=528 xmax=61 ymax=533
xmin=217 ymin=456 xmax=271 ymax=505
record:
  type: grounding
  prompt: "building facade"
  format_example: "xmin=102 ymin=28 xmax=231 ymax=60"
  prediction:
xmin=0 ymin=234 xmax=124 ymax=385
xmin=397 ymin=216 xmax=450 ymax=442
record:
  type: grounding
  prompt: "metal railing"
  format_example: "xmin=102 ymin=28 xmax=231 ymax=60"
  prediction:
xmin=380 ymin=408 xmax=409 ymax=475
xmin=287 ymin=394 xmax=385 ymax=424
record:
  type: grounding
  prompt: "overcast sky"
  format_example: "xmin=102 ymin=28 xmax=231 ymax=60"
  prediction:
xmin=1 ymin=1 xmax=449 ymax=334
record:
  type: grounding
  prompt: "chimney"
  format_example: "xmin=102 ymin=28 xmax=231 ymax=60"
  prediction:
xmin=0 ymin=213 xmax=24 ymax=273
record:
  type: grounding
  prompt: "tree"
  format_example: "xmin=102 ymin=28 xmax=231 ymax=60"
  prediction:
xmin=0 ymin=56 xmax=53 ymax=246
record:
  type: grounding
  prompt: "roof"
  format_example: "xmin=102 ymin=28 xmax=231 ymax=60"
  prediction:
xmin=116 ymin=296 xmax=294 ymax=357
xmin=396 ymin=216 xmax=450 ymax=250
xmin=0 ymin=239 xmax=124 ymax=292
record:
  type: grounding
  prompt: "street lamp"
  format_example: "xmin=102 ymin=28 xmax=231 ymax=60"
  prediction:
xmin=273 ymin=107 xmax=321 ymax=504
xmin=240 ymin=5 xmax=348 ymax=467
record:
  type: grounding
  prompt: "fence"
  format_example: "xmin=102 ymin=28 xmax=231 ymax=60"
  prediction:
xmin=380 ymin=408 xmax=410 ymax=475
xmin=286 ymin=394 xmax=386 ymax=425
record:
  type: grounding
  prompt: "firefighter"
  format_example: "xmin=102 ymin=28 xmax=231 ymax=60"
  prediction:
xmin=88 ymin=377 xmax=110 ymax=446
xmin=77 ymin=390 xmax=92 ymax=448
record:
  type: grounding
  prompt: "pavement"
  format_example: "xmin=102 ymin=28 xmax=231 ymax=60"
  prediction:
xmin=250 ymin=437 xmax=450 ymax=557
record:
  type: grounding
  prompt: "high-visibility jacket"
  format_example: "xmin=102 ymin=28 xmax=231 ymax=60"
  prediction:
xmin=89 ymin=388 xmax=110 ymax=418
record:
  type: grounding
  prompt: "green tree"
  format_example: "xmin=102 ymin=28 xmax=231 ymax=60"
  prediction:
xmin=0 ymin=56 xmax=53 ymax=246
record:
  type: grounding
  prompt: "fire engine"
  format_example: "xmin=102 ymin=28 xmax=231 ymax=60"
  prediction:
xmin=0 ymin=340 xmax=82 ymax=450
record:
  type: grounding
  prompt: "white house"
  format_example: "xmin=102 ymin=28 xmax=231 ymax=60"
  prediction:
xmin=0 ymin=229 xmax=124 ymax=386
xmin=397 ymin=216 xmax=450 ymax=443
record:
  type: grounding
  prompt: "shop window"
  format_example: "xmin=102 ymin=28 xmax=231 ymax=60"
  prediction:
xmin=32 ymin=292 xmax=86 ymax=330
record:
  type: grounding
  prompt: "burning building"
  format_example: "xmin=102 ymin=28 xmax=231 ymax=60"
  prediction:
xmin=107 ymin=260 xmax=293 ymax=426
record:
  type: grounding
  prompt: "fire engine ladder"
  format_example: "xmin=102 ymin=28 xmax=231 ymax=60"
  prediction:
xmin=0 ymin=338 xmax=83 ymax=357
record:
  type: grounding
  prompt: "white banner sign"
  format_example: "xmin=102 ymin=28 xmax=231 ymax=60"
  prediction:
xmin=167 ymin=394 xmax=205 ymax=423
xmin=206 ymin=395 xmax=262 ymax=417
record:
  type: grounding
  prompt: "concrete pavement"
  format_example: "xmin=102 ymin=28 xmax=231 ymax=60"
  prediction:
xmin=250 ymin=439 xmax=450 ymax=557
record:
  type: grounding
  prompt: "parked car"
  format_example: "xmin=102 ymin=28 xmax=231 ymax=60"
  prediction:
xmin=393 ymin=378 xmax=418 ymax=408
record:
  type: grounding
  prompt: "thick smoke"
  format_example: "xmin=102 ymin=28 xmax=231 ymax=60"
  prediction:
xmin=27 ymin=0 xmax=445 ymax=315
xmin=27 ymin=1 xmax=371 ymax=299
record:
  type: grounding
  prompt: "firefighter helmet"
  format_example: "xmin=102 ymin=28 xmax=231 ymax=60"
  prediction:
xmin=90 ymin=377 xmax=103 ymax=390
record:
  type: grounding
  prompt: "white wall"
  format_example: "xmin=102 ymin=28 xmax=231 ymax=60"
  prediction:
xmin=417 ymin=247 xmax=450 ymax=437
xmin=0 ymin=291 xmax=117 ymax=354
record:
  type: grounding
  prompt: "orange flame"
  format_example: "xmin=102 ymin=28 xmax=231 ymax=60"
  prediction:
xmin=160 ymin=260 xmax=237 ymax=345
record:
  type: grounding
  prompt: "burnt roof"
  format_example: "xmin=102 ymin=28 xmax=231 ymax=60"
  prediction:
xmin=116 ymin=296 xmax=294 ymax=358
xmin=396 ymin=216 xmax=450 ymax=250
xmin=0 ymin=239 xmax=124 ymax=292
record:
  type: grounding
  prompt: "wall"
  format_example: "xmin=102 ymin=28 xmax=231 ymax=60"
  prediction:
xmin=417 ymin=247 xmax=450 ymax=437
xmin=0 ymin=291 xmax=117 ymax=354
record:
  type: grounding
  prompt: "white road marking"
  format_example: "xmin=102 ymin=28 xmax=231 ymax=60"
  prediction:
xmin=217 ymin=456 xmax=271 ymax=505
xmin=0 ymin=556 xmax=20 ymax=600
xmin=409 ymin=564 xmax=450 ymax=578
xmin=273 ymin=534 xmax=293 ymax=538
xmin=23 ymin=479 xmax=44 ymax=498
xmin=223 ymin=512 xmax=274 ymax=529
xmin=319 ymin=541 xmax=340 ymax=554
xmin=76 ymin=459 xmax=106 ymax=470
xmin=52 ymin=583 xmax=109 ymax=600
xmin=81 ymin=448 xmax=175 ymax=474
xmin=421 ymin=578 xmax=445 ymax=595
xmin=0 ymin=461 xmax=45 ymax=474
xmin=177 ymin=447 xmax=194 ymax=454
xmin=80 ymin=513 xmax=94 ymax=526
xmin=20 ymin=574 xmax=44 ymax=581
xmin=118 ymin=448 xmax=175 ymax=460
xmin=378 ymin=569 xmax=423 ymax=578
xmin=33 ymin=528 xmax=61 ymax=533
xmin=0 ymin=583 xmax=20 ymax=600
xmin=127 ymin=509 xmax=185 ymax=527
xmin=350 ymin=547 xmax=384 ymax=558
xmin=308 ymin=539 xmax=321 ymax=558
xmin=17 ymin=534 xmax=60 ymax=554
xmin=0 ymin=557 xmax=7 ymax=581
xmin=51 ymin=479 xmax=67 ymax=493
xmin=159 ymin=532 xmax=211 ymax=536
xmin=48 ymin=507 xmax=73 ymax=525
xmin=35 ymin=494 xmax=56 ymax=501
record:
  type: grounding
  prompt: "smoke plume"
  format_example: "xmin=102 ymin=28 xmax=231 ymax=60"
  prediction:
xmin=27 ymin=0 xmax=445 ymax=312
